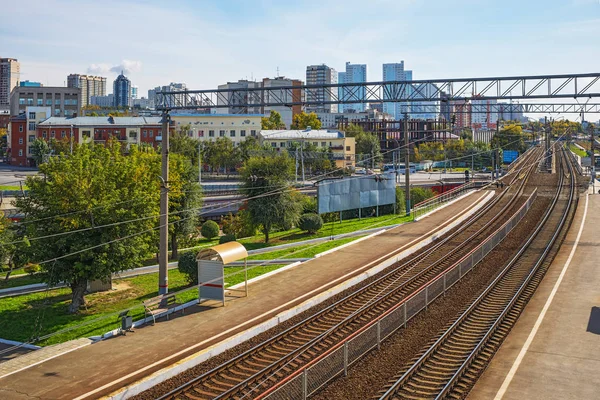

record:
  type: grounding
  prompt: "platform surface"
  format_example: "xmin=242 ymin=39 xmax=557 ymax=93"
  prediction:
xmin=0 ymin=190 xmax=490 ymax=400
xmin=468 ymin=192 xmax=600 ymax=400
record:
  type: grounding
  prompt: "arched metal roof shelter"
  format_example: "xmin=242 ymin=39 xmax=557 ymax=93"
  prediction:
xmin=197 ymin=241 xmax=248 ymax=265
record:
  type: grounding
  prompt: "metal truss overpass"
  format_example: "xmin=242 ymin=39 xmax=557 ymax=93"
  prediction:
xmin=156 ymin=73 xmax=600 ymax=111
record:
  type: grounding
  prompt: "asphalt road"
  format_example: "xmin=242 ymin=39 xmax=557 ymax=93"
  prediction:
xmin=0 ymin=164 xmax=39 ymax=187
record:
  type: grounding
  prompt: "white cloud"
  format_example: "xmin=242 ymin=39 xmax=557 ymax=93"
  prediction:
xmin=87 ymin=60 xmax=142 ymax=76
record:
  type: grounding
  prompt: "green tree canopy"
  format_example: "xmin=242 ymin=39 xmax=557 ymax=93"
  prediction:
xmin=261 ymin=110 xmax=286 ymax=130
xmin=344 ymin=123 xmax=365 ymax=138
xmin=30 ymin=138 xmax=51 ymax=165
xmin=355 ymin=131 xmax=382 ymax=167
xmin=15 ymin=142 xmax=161 ymax=313
xmin=290 ymin=112 xmax=322 ymax=130
xmin=241 ymin=154 xmax=301 ymax=243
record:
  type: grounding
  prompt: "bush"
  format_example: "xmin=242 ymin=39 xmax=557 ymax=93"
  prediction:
xmin=24 ymin=263 xmax=41 ymax=275
xmin=299 ymin=213 xmax=324 ymax=234
xmin=200 ymin=220 xmax=220 ymax=239
xmin=395 ymin=187 xmax=406 ymax=215
xmin=177 ymin=251 xmax=197 ymax=284
xmin=219 ymin=234 xmax=236 ymax=244
xmin=410 ymin=187 xmax=436 ymax=206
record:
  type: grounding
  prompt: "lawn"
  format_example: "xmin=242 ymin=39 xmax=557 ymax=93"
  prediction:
xmin=246 ymin=236 xmax=363 ymax=260
xmin=0 ymin=274 xmax=44 ymax=289
xmin=0 ymin=185 xmax=26 ymax=191
xmin=569 ymin=144 xmax=588 ymax=158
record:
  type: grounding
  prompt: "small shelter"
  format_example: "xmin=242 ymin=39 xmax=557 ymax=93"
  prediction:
xmin=196 ymin=242 xmax=249 ymax=306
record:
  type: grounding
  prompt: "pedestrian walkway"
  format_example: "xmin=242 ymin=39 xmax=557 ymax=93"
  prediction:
xmin=468 ymin=191 xmax=600 ymax=400
xmin=0 ymin=189 xmax=493 ymax=400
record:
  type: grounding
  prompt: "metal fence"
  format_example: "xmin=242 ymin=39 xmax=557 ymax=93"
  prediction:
xmin=259 ymin=188 xmax=538 ymax=400
xmin=412 ymin=181 xmax=479 ymax=221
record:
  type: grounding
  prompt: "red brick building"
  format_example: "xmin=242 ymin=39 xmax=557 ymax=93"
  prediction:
xmin=9 ymin=115 xmax=170 ymax=166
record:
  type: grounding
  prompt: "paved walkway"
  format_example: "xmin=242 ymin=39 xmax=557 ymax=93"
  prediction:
xmin=0 ymin=190 xmax=491 ymax=400
xmin=468 ymin=190 xmax=600 ymax=400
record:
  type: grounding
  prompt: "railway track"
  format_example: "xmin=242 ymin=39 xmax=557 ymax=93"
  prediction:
xmin=153 ymin=148 xmax=544 ymax=400
xmin=376 ymin=145 xmax=577 ymax=400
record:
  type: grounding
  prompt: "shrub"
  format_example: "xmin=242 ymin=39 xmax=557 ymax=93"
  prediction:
xmin=177 ymin=251 xmax=197 ymax=284
xmin=395 ymin=187 xmax=406 ymax=215
xmin=299 ymin=213 xmax=324 ymax=234
xmin=200 ymin=220 xmax=220 ymax=239
xmin=219 ymin=234 xmax=236 ymax=244
xmin=410 ymin=187 xmax=436 ymax=206
xmin=24 ymin=263 xmax=41 ymax=275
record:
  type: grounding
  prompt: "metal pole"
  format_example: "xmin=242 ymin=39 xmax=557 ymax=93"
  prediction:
xmin=158 ymin=112 xmax=170 ymax=295
xmin=404 ymin=114 xmax=411 ymax=216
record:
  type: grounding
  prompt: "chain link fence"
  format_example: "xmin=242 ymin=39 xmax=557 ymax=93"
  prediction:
xmin=260 ymin=188 xmax=537 ymax=400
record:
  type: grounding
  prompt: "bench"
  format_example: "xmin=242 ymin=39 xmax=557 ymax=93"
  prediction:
xmin=142 ymin=293 xmax=184 ymax=325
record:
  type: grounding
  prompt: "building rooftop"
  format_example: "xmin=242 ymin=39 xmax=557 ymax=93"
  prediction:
xmin=38 ymin=116 xmax=162 ymax=126
xmin=171 ymin=113 xmax=264 ymax=117
xmin=260 ymin=129 xmax=346 ymax=140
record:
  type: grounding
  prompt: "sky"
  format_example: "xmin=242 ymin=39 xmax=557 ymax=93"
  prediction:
xmin=2 ymin=0 xmax=600 ymax=119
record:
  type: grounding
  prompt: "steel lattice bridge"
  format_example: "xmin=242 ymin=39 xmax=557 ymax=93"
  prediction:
xmin=156 ymin=72 xmax=600 ymax=111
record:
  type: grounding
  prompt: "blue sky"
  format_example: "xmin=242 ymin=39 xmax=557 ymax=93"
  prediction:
xmin=2 ymin=0 xmax=600 ymax=118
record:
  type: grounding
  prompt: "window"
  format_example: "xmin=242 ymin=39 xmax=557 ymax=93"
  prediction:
xmin=230 ymin=130 xmax=235 ymax=137
xmin=19 ymin=98 xmax=25 ymax=105
xmin=28 ymin=135 xmax=35 ymax=143
xmin=43 ymin=132 xmax=47 ymax=139
xmin=18 ymin=149 xmax=23 ymax=157
xmin=219 ymin=130 xmax=225 ymax=137
xmin=55 ymin=99 xmax=61 ymax=105
xmin=51 ymin=130 xmax=55 ymax=135
xmin=346 ymin=146 xmax=351 ymax=151
xmin=143 ymin=130 xmax=147 ymax=138
xmin=51 ymin=131 xmax=55 ymax=138
xmin=313 ymin=142 xmax=318 ymax=146
xmin=28 ymin=147 xmax=32 ymax=154
xmin=61 ymin=131 xmax=66 ymax=138
xmin=149 ymin=131 xmax=154 ymax=138
xmin=251 ymin=130 xmax=257 ymax=137
xmin=19 ymin=125 xmax=23 ymax=132
xmin=18 ymin=138 xmax=23 ymax=144
xmin=28 ymin=122 xmax=36 ymax=131
xmin=46 ymin=99 xmax=52 ymax=106
xmin=199 ymin=130 xmax=204 ymax=137
xmin=321 ymin=142 xmax=326 ymax=147
xmin=280 ymin=142 xmax=285 ymax=148
xmin=27 ymin=99 xmax=33 ymax=105
xmin=129 ymin=131 xmax=137 ymax=139
xmin=209 ymin=130 xmax=215 ymax=137
xmin=82 ymin=130 xmax=91 ymax=138
xmin=28 ymin=112 xmax=36 ymax=120
xmin=240 ymin=130 xmax=246 ymax=137
xmin=37 ymin=99 xmax=43 ymax=106
xmin=54 ymin=109 xmax=60 ymax=116
xmin=271 ymin=142 xmax=277 ymax=147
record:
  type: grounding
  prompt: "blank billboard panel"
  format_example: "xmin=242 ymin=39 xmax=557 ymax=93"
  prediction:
xmin=318 ymin=174 xmax=396 ymax=214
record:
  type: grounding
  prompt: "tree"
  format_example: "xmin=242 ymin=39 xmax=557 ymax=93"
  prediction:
xmin=30 ymin=138 xmax=51 ymax=165
xmin=177 ymin=251 xmax=198 ymax=284
xmin=238 ymin=136 xmax=264 ymax=162
xmin=0 ymin=216 xmax=30 ymax=281
xmin=418 ymin=142 xmax=444 ymax=161
xmin=15 ymin=142 xmax=161 ymax=313
xmin=201 ymin=220 xmax=220 ymax=239
xmin=355 ymin=131 xmax=382 ymax=167
xmin=492 ymin=124 xmax=527 ymax=152
xmin=299 ymin=213 xmax=323 ymax=234
xmin=241 ymin=154 xmax=302 ymax=243
xmin=261 ymin=110 xmax=286 ymax=130
xmin=203 ymin=137 xmax=239 ymax=175
xmin=168 ymin=155 xmax=203 ymax=259
xmin=171 ymin=126 xmax=201 ymax=166
xmin=290 ymin=112 xmax=322 ymax=130
xmin=344 ymin=123 xmax=365 ymax=138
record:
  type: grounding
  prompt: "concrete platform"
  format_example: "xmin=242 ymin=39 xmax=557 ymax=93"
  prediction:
xmin=468 ymin=191 xmax=600 ymax=400
xmin=0 ymin=190 xmax=492 ymax=400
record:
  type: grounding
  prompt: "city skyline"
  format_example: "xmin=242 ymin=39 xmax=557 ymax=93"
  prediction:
xmin=2 ymin=0 xmax=599 ymax=97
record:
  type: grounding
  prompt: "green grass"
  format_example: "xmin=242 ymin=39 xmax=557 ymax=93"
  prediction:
xmin=246 ymin=236 xmax=363 ymax=261
xmin=0 ymin=185 xmax=26 ymax=191
xmin=0 ymin=274 xmax=44 ymax=289
xmin=569 ymin=144 xmax=588 ymax=158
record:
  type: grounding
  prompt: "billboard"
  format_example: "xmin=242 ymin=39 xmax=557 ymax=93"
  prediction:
xmin=317 ymin=174 xmax=396 ymax=214
xmin=503 ymin=150 xmax=519 ymax=164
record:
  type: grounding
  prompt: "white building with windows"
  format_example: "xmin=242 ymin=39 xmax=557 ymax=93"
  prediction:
xmin=170 ymin=113 xmax=262 ymax=145
xmin=338 ymin=62 xmax=367 ymax=113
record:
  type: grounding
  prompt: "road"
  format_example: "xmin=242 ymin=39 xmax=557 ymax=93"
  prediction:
xmin=0 ymin=164 xmax=39 ymax=187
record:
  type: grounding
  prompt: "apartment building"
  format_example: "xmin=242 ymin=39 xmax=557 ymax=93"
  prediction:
xmin=0 ymin=58 xmax=20 ymax=108
xmin=306 ymin=65 xmax=338 ymax=114
xmin=259 ymin=129 xmax=355 ymax=168
xmin=9 ymin=86 xmax=81 ymax=117
xmin=67 ymin=74 xmax=107 ymax=107
xmin=171 ymin=113 xmax=262 ymax=145
xmin=8 ymin=106 xmax=52 ymax=166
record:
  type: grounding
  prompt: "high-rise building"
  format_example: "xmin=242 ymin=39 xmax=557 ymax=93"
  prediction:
xmin=305 ymin=64 xmax=337 ymax=113
xmin=113 ymin=72 xmax=131 ymax=108
xmin=471 ymin=98 xmax=498 ymax=128
xmin=19 ymin=81 xmax=42 ymax=87
xmin=338 ymin=62 xmax=367 ymax=113
xmin=411 ymin=82 xmax=439 ymax=120
xmin=261 ymin=77 xmax=303 ymax=128
xmin=382 ymin=62 xmax=408 ymax=120
xmin=217 ymin=80 xmax=262 ymax=114
xmin=131 ymin=85 xmax=138 ymax=106
xmin=1 ymin=58 xmax=20 ymax=108
xmin=148 ymin=83 xmax=187 ymax=109
xmin=67 ymin=74 xmax=107 ymax=107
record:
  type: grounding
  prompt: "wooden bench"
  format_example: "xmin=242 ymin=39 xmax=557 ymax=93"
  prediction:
xmin=142 ymin=293 xmax=184 ymax=325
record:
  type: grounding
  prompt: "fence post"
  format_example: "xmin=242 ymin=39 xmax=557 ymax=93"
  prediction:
xmin=344 ymin=342 xmax=349 ymax=376
xmin=377 ymin=321 xmax=381 ymax=350
xmin=303 ymin=369 xmax=308 ymax=399
xmin=425 ymin=286 xmax=429 ymax=310
xmin=403 ymin=303 xmax=408 ymax=328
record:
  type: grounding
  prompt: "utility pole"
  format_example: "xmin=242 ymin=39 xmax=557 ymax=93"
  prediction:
xmin=404 ymin=113 xmax=411 ymax=216
xmin=590 ymin=124 xmax=596 ymax=191
xmin=198 ymin=142 xmax=202 ymax=185
xmin=158 ymin=112 xmax=170 ymax=295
